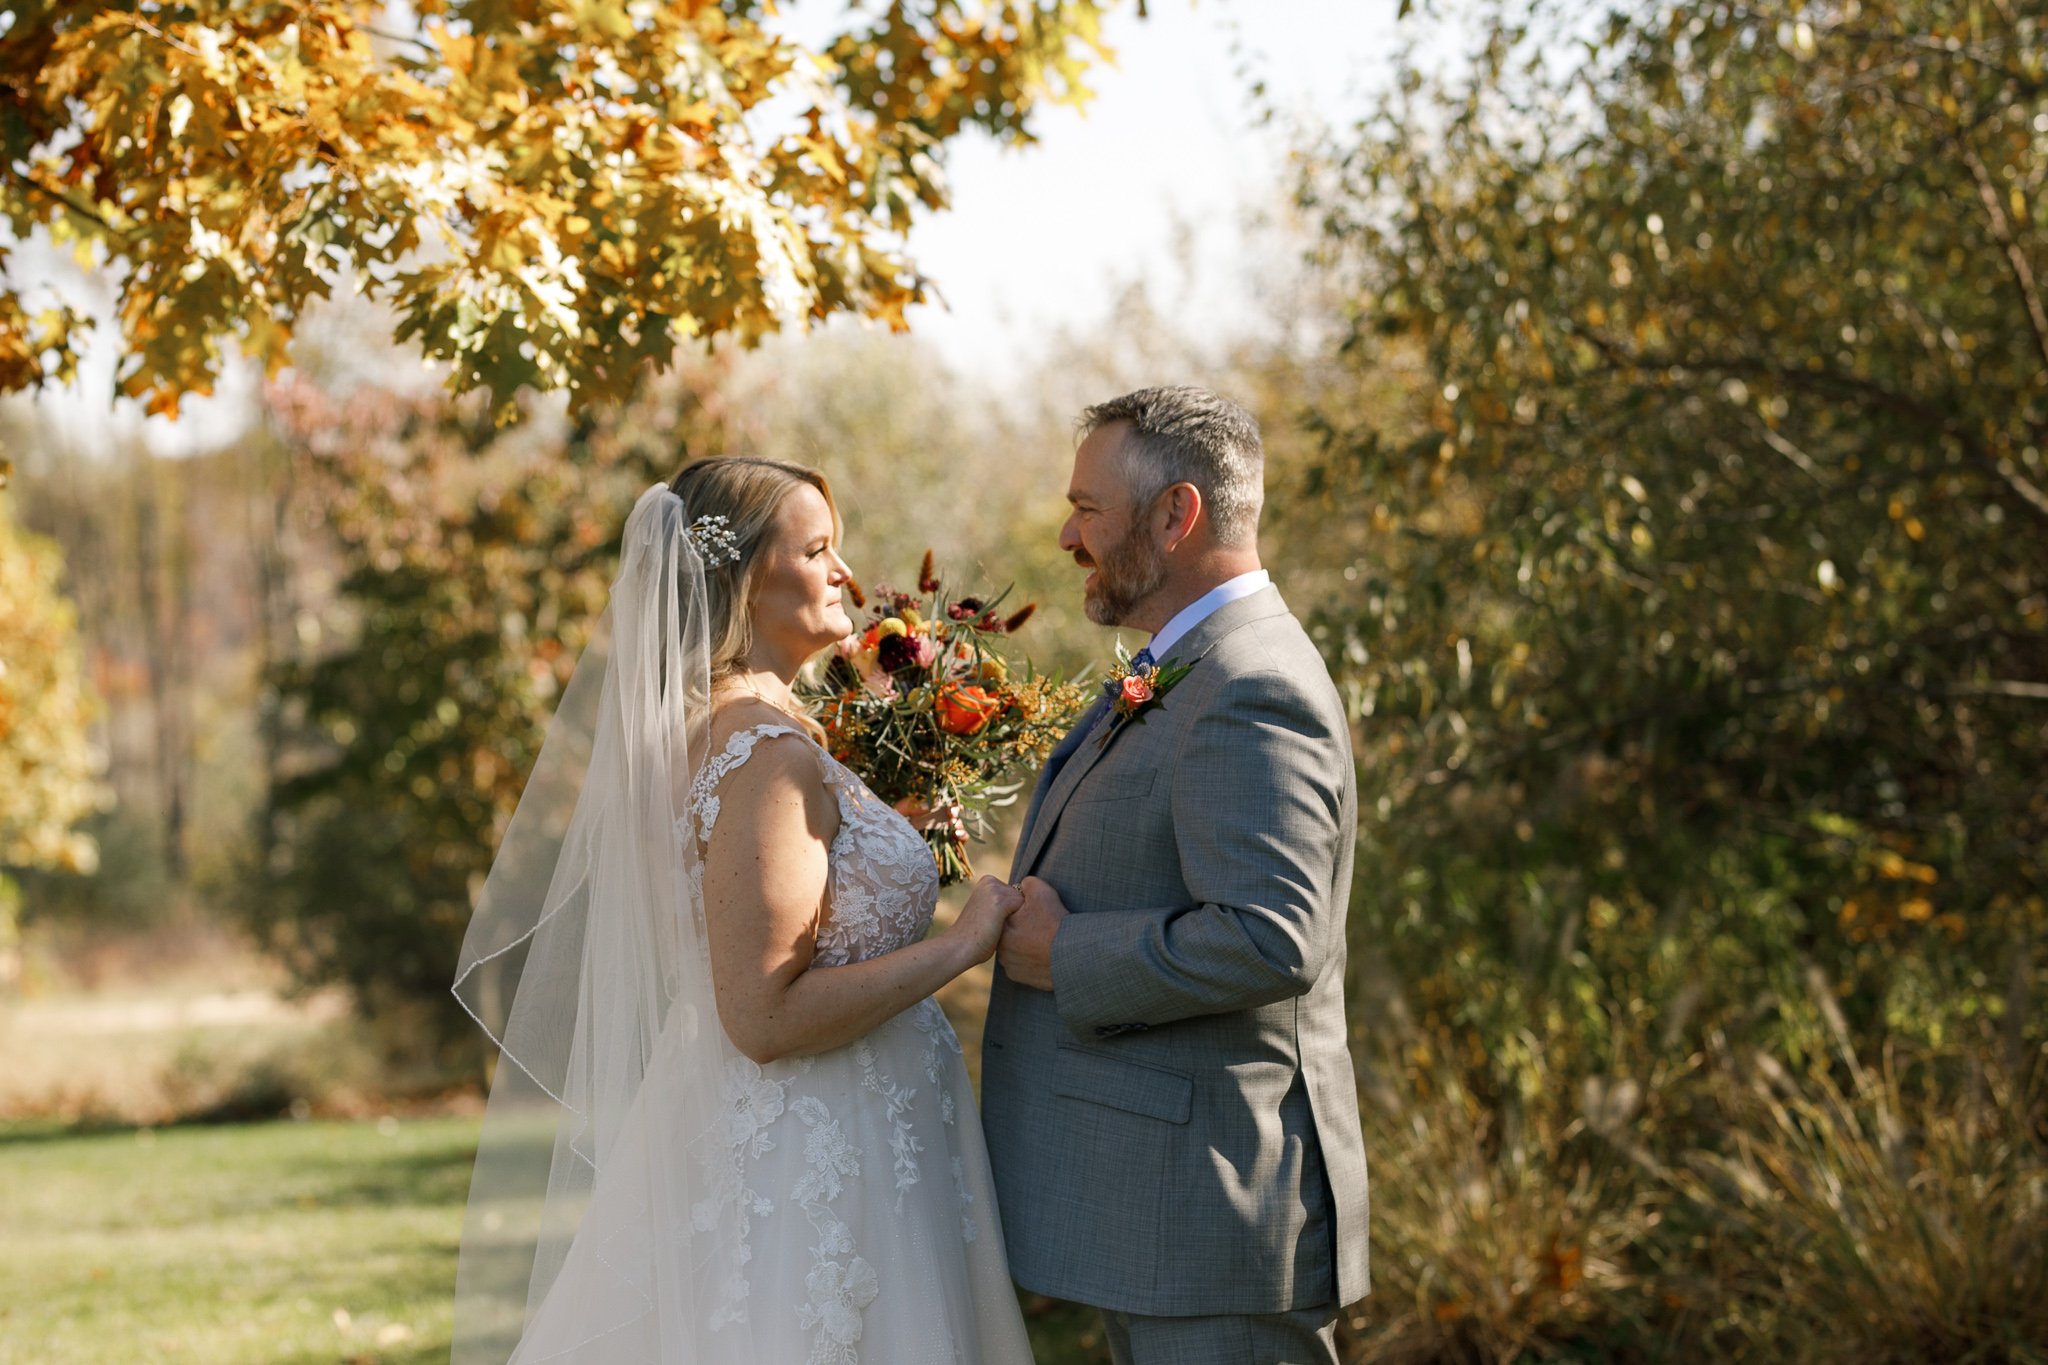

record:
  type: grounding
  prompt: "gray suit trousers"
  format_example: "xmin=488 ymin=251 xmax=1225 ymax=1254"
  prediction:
xmin=1101 ymin=1304 xmax=1340 ymax=1365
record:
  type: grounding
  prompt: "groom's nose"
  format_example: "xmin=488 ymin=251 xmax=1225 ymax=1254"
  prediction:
xmin=1057 ymin=512 xmax=1082 ymax=553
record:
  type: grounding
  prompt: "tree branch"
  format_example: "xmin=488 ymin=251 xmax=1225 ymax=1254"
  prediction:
xmin=1739 ymin=407 xmax=1825 ymax=485
xmin=1985 ymin=456 xmax=2048 ymax=521
xmin=1730 ymin=5 xmax=2048 ymax=96
xmin=1568 ymin=323 xmax=2048 ymax=526
xmin=1406 ymin=669 xmax=2048 ymax=793
xmin=1958 ymin=136 xmax=2048 ymax=379
xmin=1569 ymin=325 xmax=1952 ymax=432
xmin=1942 ymin=679 xmax=2048 ymax=701
xmin=4 ymin=164 xmax=125 ymax=236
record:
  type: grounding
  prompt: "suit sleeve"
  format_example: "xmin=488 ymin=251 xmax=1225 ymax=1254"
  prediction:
xmin=1047 ymin=668 xmax=1350 ymax=1037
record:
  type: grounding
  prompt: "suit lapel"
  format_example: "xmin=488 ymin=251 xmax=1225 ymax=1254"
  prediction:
xmin=1014 ymin=706 xmax=1122 ymax=874
xmin=1012 ymin=586 xmax=1293 ymax=879
xmin=1009 ymin=696 xmax=1109 ymax=879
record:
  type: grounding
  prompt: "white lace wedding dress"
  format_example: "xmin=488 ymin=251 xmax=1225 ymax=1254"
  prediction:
xmin=505 ymin=722 xmax=1034 ymax=1365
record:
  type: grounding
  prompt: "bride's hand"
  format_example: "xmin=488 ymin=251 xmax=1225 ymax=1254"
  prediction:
xmin=894 ymin=795 xmax=967 ymax=841
xmin=947 ymin=875 xmax=1023 ymax=966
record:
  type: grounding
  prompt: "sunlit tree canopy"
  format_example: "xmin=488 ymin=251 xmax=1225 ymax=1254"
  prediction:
xmin=0 ymin=0 xmax=1124 ymax=419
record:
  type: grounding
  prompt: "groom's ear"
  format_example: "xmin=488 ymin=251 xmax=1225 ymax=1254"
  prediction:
xmin=1160 ymin=482 xmax=1203 ymax=553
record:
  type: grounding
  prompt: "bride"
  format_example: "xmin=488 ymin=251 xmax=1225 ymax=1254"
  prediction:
xmin=450 ymin=457 xmax=1035 ymax=1364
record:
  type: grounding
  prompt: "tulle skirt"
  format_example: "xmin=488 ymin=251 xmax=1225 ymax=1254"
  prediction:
xmin=507 ymin=997 xmax=1032 ymax=1365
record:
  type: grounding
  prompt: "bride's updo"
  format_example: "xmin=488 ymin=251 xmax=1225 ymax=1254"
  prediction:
xmin=667 ymin=455 xmax=842 ymax=697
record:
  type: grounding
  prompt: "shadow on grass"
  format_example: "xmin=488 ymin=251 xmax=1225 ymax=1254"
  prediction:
xmin=264 ymin=1294 xmax=1116 ymax=1365
xmin=1023 ymin=1293 xmax=1116 ymax=1365
xmin=0 ymin=1116 xmax=138 ymax=1146
xmin=300 ymin=1141 xmax=478 ymax=1210
xmin=270 ymin=1336 xmax=451 ymax=1365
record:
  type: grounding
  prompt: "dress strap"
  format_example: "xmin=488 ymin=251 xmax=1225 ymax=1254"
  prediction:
xmin=688 ymin=723 xmax=815 ymax=845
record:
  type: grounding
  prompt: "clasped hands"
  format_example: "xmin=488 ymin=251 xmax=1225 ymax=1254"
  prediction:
xmin=949 ymin=872 xmax=1067 ymax=992
xmin=897 ymin=797 xmax=1066 ymax=991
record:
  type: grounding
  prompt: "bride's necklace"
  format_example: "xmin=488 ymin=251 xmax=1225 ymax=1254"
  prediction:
xmin=719 ymin=671 xmax=806 ymax=725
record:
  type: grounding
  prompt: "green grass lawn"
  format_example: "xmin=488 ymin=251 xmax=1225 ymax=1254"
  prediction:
xmin=0 ymin=1115 xmax=1108 ymax=1365
xmin=0 ymin=1117 xmax=468 ymax=1365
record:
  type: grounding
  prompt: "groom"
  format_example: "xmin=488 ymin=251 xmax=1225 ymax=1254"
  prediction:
xmin=984 ymin=386 xmax=1369 ymax=1363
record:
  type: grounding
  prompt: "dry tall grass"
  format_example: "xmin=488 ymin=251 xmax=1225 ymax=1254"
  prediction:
xmin=1345 ymin=1042 xmax=1692 ymax=1363
xmin=1342 ymin=1030 xmax=2047 ymax=1364
xmin=1679 ymin=1052 xmax=2048 ymax=1365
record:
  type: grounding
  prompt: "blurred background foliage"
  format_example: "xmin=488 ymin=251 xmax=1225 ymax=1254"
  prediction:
xmin=1293 ymin=0 xmax=2048 ymax=1357
xmin=1 ymin=0 xmax=2044 ymax=1361
xmin=0 ymin=483 xmax=107 ymax=989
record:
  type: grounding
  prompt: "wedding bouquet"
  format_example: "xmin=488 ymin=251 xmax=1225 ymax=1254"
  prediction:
xmin=803 ymin=551 xmax=1091 ymax=884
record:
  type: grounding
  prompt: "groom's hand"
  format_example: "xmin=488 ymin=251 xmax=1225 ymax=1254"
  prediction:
xmin=996 ymin=876 xmax=1067 ymax=992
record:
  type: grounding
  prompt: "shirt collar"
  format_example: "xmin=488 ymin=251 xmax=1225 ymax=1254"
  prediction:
xmin=1144 ymin=569 xmax=1271 ymax=661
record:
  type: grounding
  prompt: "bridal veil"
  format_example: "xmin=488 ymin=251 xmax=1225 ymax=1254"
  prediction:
xmin=450 ymin=482 xmax=757 ymax=1364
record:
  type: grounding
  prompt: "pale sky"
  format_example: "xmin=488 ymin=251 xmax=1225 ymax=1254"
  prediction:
xmin=7 ymin=1 xmax=1406 ymax=455
xmin=896 ymin=0 xmax=1402 ymax=379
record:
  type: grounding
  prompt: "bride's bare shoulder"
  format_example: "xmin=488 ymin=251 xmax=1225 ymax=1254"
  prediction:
xmin=705 ymin=696 xmax=800 ymax=746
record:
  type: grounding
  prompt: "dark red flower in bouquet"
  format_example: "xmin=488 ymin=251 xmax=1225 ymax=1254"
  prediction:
xmin=947 ymin=597 xmax=985 ymax=621
xmin=877 ymin=631 xmax=919 ymax=675
xmin=936 ymin=684 xmax=1003 ymax=735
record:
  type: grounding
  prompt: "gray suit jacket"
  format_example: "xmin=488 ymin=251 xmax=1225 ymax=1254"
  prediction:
xmin=981 ymin=585 xmax=1369 ymax=1317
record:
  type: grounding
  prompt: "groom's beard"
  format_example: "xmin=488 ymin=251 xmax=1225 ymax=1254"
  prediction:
xmin=1081 ymin=527 xmax=1168 ymax=626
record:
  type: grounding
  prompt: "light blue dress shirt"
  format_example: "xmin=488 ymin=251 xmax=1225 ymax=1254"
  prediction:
xmin=1141 ymin=569 xmax=1272 ymax=663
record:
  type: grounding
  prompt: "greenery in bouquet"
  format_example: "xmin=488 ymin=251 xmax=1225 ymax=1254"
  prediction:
xmin=803 ymin=552 xmax=1091 ymax=884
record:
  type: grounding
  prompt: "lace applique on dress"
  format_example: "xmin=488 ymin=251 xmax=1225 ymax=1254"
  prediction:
xmin=725 ymin=1057 xmax=788 ymax=1159
xmin=950 ymin=1155 xmax=980 ymax=1245
xmin=791 ymin=1095 xmax=880 ymax=1364
xmin=806 ymin=764 xmax=942 ymax=968
xmin=909 ymin=996 xmax=963 ymax=1091
xmin=854 ymin=1038 xmax=924 ymax=1207
xmin=690 ymin=1075 xmax=777 ymax=1330
xmin=687 ymin=723 xmax=810 ymax=847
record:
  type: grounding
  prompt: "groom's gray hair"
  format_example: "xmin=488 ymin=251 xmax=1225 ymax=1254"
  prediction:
xmin=1078 ymin=385 xmax=1264 ymax=547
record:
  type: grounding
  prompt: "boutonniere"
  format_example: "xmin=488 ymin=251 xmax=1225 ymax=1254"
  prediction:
xmin=1098 ymin=642 xmax=1192 ymax=745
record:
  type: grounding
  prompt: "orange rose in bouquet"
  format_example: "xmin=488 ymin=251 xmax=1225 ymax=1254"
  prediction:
xmin=936 ymin=684 xmax=1003 ymax=735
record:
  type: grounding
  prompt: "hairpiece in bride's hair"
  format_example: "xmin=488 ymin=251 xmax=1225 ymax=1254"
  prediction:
xmin=685 ymin=514 xmax=741 ymax=568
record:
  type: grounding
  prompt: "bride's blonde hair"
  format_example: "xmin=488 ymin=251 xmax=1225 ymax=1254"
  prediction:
xmin=668 ymin=456 xmax=841 ymax=735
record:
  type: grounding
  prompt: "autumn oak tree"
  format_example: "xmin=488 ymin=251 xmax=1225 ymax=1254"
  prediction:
xmin=0 ymin=0 xmax=1126 ymax=419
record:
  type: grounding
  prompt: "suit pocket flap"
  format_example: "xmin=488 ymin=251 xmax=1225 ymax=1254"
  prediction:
xmin=1069 ymin=768 xmax=1157 ymax=806
xmin=1053 ymin=1046 xmax=1192 ymax=1123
